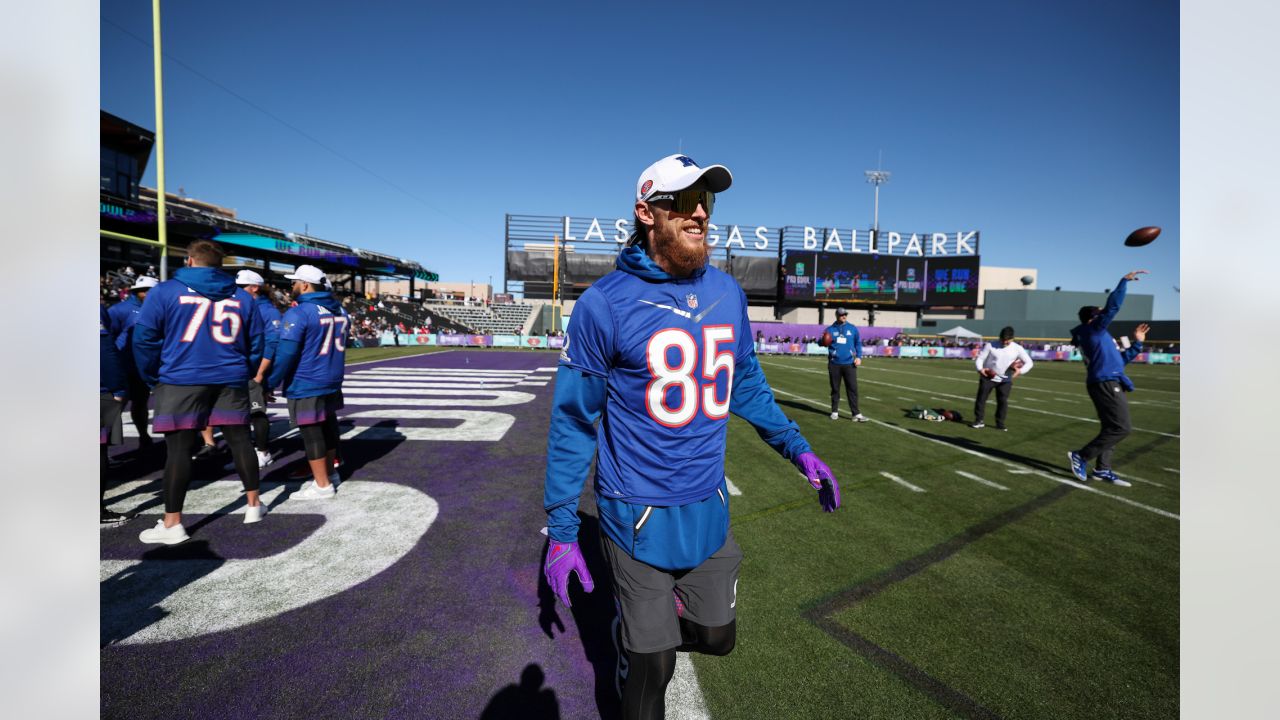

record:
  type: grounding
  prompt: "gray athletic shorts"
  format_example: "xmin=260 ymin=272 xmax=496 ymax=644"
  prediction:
xmin=248 ymin=379 xmax=269 ymax=416
xmin=152 ymin=383 xmax=250 ymax=433
xmin=601 ymin=529 xmax=743 ymax=654
xmin=287 ymin=391 xmax=343 ymax=427
xmin=100 ymin=393 xmax=123 ymax=445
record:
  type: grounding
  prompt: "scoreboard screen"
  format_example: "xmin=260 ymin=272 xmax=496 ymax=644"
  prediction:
xmin=783 ymin=251 xmax=980 ymax=307
xmin=923 ymin=256 xmax=980 ymax=306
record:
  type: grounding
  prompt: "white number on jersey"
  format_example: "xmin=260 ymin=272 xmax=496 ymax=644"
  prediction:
xmin=179 ymin=296 xmax=242 ymax=344
xmin=644 ymin=326 xmax=736 ymax=427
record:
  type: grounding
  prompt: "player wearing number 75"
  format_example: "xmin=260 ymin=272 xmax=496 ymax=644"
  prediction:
xmin=543 ymin=154 xmax=840 ymax=720
xmin=267 ymin=264 xmax=350 ymax=500
xmin=132 ymin=240 xmax=267 ymax=544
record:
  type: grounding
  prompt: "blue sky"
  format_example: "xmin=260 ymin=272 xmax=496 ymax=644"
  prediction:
xmin=101 ymin=0 xmax=1179 ymax=318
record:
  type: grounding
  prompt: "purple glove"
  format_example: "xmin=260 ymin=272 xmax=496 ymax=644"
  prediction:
xmin=796 ymin=452 xmax=841 ymax=512
xmin=544 ymin=540 xmax=594 ymax=607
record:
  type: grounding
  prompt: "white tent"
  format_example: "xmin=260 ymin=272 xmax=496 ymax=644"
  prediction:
xmin=936 ymin=326 xmax=984 ymax=342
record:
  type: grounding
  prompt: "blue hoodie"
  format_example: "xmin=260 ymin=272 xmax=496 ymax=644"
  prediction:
xmin=544 ymin=245 xmax=812 ymax=570
xmin=100 ymin=305 xmax=127 ymax=397
xmin=267 ymin=292 xmax=348 ymax=398
xmin=106 ymin=293 xmax=145 ymax=362
xmin=1070 ymin=276 xmax=1144 ymax=390
xmin=132 ymin=266 xmax=265 ymax=386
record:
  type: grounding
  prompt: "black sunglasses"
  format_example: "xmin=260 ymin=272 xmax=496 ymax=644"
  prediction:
xmin=648 ymin=188 xmax=715 ymax=216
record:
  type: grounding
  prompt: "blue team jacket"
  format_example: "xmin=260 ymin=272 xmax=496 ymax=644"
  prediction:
xmin=267 ymin=292 xmax=348 ymax=397
xmin=544 ymin=245 xmax=812 ymax=570
xmin=824 ymin=321 xmax=862 ymax=365
xmin=1070 ymin=277 xmax=1144 ymax=390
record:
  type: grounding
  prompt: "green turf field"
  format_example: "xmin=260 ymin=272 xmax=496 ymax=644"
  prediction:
xmin=704 ymin=356 xmax=1179 ymax=720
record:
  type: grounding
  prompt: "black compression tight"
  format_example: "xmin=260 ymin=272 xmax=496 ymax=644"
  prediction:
xmin=100 ymin=445 xmax=108 ymax=503
xmin=621 ymin=648 xmax=676 ymax=720
xmin=163 ymin=430 xmax=197 ymax=513
xmin=621 ymin=620 xmax=736 ymax=719
xmin=677 ymin=618 xmax=736 ymax=656
xmin=300 ymin=417 xmax=340 ymax=461
xmin=251 ymin=415 xmax=270 ymax=452
xmin=221 ymin=424 xmax=260 ymax=492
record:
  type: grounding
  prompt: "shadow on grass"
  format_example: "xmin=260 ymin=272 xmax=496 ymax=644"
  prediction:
xmin=882 ymin=419 xmax=1074 ymax=478
xmin=480 ymin=663 xmax=560 ymax=719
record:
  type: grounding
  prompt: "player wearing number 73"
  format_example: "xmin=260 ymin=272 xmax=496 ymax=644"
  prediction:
xmin=543 ymin=154 xmax=840 ymax=719
xmin=267 ymin=264 xmax=350 ymax=500
xmin=132 ymin=240 xmax=267 ymax=544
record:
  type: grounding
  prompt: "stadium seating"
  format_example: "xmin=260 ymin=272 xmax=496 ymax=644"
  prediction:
xmin=425 ymin=302 xmax=534 ymax=335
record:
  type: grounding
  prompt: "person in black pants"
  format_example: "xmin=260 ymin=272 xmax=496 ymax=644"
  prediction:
xmin=971 ymin=326 xmax=1034 ymax=430
xmin=1066 ymin=270 xmax=1151 ymax=486
xmin=821 ymin=307 xmax=866 ymax=422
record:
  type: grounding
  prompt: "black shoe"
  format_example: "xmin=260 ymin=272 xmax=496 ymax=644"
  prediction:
xmin=138 ymin=434 xmax=154 ymax=448
xmin=100 ymin=508 xmax=136 ymax=524
xmin=191 ymin=443 xmax=218 ymax=462
xmin=995 ymin=425 xmax=1008 ymax=432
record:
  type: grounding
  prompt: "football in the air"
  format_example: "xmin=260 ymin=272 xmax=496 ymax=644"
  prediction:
xmin=1124 ymin=226 xmax=1161 ymax=247
xmin=821 ymin=331 xmax=833 ymax=347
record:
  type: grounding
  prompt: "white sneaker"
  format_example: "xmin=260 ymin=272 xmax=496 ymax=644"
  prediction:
xmin=853 ymin=414 xmax=869 ymax=423
xmin=139 ymin=520 xmax=189 ymax=545
xmin=294 ymin=479 xmax=336 ymax=500
xmin=243 ymin=503 xmax=267 ymax=524
xmin=256 ymin=450 xmax=274 ymax=468
xmin=830 ymin=412 xmax=839 ymax=420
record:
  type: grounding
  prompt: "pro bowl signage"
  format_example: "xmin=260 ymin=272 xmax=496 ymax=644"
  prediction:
xmin=558 ymin=216 xmax=977 ymax=256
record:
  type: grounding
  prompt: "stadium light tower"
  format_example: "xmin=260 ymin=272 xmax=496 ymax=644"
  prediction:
xmin=864 ymin=167 xmax=891 ymax=232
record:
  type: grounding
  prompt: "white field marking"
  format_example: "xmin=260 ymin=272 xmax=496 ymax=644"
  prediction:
xmin=536 ymin=367 xmax=558 ymax=372
xmin=341 ymin=388 xmax=537 ymax=403
xmin=1163 ymin=467 xmax=1180 ymax=474
xmin=880 ymin=471 xmax=925 ymax=493
xmin=955 ymin=470 xmax=1009 ymax=491
xmin=517 ymin=381 xmax=549 ymax=386
xmin=666 ymin=652 xmax=711 ymax=720
xmin=101 ymin=479 xmax=438 ymax=644
xmin=724 ymin=476 xmax=743 ymax=496
xmin=351 ymin=370 xmax=529 ymax=379
xmin=1006 ymin=469 xmax=1034 ymax=475
xmin=858 ymin=361 xmax=1183 ymax=399
xmin=343 ymin=348 xmax=456 ymax=367
xmin=866 ymin=396 xmax=881 ymax=401
xmin=1111 ymin=471 xmax=1165 ymax=488
xmin=764 ymin=361 xmax=1179 ymax=439
xmin=328 ymin=396 xmax=534 ymax=408
xmin=898 ymin=396 xmax=916 ymax=402
xmin=865 ymin=365 xmax=1083 ymax=401
xmin=767 ymin=385 xmax=1179 ymax=521
xmin=342 ymin=410 xmax=516 ymax=441
xmin=344 ymin=381 xmax=525 ymax=390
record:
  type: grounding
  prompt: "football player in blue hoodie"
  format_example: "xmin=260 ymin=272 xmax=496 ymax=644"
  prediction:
xmin=1066 ymin=270 xmax=1151 ymax=486
xmin=100 ymin=305 xmax=135 ymax=525
xmin=106 ymin=274 xmax=159 ymax=446
xmin=267 ymin=264 xmax=348 ymax=500
xmin=542 ymin=155 xmax=841 ymax=720
xmin=232 ymin=269 xmax=282 ymax=469
xmin=132 ymin=240 xmax=267 ymax=543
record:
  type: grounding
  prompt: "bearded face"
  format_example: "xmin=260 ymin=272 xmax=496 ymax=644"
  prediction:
xmin=643 ymin=198 xmax=711 ymax=277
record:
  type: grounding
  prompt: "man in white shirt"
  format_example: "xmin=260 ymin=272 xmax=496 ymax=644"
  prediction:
xmin=971 ymin=326 xmax=1034 ymax=431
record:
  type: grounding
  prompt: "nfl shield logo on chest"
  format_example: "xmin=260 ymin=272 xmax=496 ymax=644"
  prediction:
xmin=685 ymin=293 xmax=698 ymax=310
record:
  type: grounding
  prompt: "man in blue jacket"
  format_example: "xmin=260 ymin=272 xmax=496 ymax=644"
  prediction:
xmin=542 ymin=154 xmax=841 ymax=720
xmin=821 ymin=307 xmax=867 ymax=422
xmin=106 ymin=274 xmax=159 ymax=447
xmin=132 ymin=240 xmax=267 ymax=543
xmin=267 ymin=264 xmax=348 ymax=500
xmin=100 ymin=305 xmax=135 ymax=525
xmin=232 ymin=269 xmax=282 ymax=469
xmin=1066 ymin=270 xmax=1152 ymax=486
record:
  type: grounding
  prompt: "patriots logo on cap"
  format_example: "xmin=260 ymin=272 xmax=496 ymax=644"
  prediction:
xmin=640 ymin=179 xmax=653 ymax=195
xmin=685 ymin=293 xmax=698 ymax=309
xmin=675 ymin=155 xmax=697 ymax=167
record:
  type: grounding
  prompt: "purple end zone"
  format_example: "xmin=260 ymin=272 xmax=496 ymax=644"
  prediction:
xmin=102 ymin=350 xmax=613 ymax=719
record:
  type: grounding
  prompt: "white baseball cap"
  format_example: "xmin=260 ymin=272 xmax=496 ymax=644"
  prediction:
xmin=636 ymin=154 xmax=732 ymax=202
xmin=235 ymin=269 xmax=266 ymax=286
xmin=284 ymin=264 xmax=327 ymax=285
xmin=131 ymin=276 xmax=159 ymax=291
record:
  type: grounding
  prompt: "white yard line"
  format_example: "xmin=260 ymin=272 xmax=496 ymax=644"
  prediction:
xmin=764 ymin=361 xmax=1179 ymax=439
xmin=344 ymin=348 xmax=456 ymax=367
xmin=666 ymin=653 xmax=711 ymax=720
xmin=1112 ymin=471 xmax=1165 ymax=488
xmin=955 ymin=470 xmax=1009 ymax=491
xmin=766 ymin=384 xmax=1179 ymax=521
xmin=1163 ymin=467 xmax=1180 ymax=474
xmin=880 ymin=471 xmax=926 ymax=493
